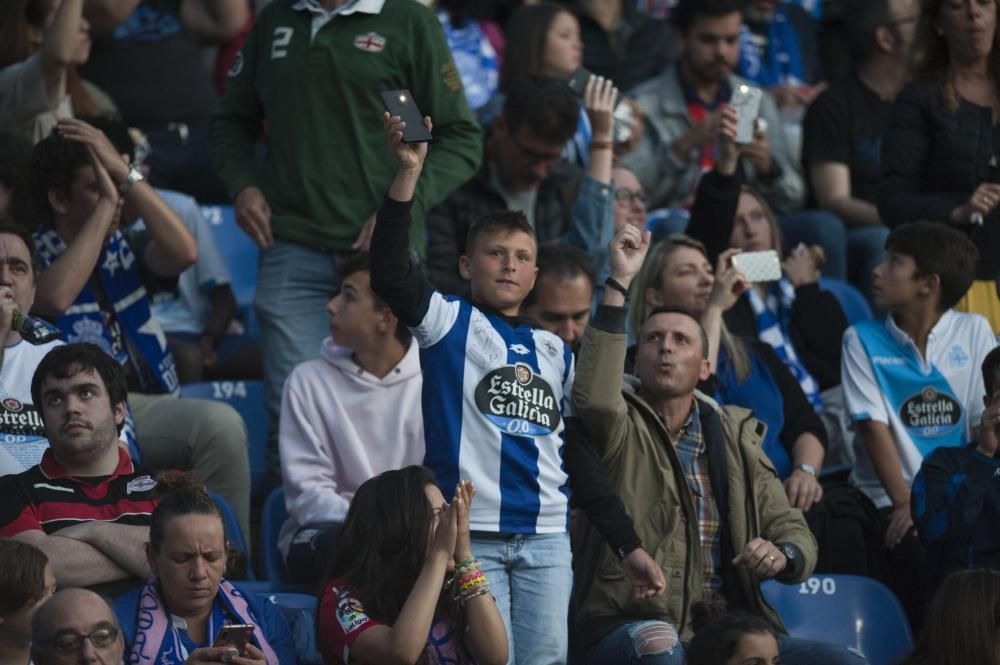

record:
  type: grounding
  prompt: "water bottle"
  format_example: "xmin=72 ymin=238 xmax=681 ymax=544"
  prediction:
xmin=12 ymin=310 xmax=61 ymax=345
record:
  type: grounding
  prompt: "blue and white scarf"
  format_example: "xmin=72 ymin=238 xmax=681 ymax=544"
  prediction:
xmin=438 ymin=11 xmax=499 ymax=111
xmin=738 ymin=4 xmax=806 ymax=88
xmin=746 ymin=279 xmax=822 ymax=409
xmin=34 ymin=227 xmax=179 ymax=395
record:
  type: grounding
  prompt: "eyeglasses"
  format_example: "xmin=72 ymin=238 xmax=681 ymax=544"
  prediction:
xmin=50 ymin=626 xmax=119 ymax=653
xmin=614 ymin=190 xmax=647 ymax=206
xmin=509 ymin=132 xmax=563 ymax=167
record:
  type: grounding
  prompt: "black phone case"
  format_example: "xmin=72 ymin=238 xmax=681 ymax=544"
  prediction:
xmin=566 ymin=67 xmax=592 ymax=97
xmin=380 ymin=90 xmax=433 ymax=143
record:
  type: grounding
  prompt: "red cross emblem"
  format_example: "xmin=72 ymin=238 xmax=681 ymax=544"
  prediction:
xmin=353 ymin=32 xmax=386 ymax=53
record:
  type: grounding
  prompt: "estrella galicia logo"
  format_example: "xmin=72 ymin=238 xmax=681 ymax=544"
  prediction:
xmin=474 ymin=363 xmax=561 ymax=436
xmin=899 ymin=386 xmax=962 ymax=438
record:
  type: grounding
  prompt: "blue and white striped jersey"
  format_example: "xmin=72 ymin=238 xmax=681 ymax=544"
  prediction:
xmin=414 ymin=291 xmax=575 ymax=534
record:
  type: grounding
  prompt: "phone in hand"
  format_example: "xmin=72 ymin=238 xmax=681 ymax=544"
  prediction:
xmin=731 ymin=84 xmax=763 ymax=144
xmin=731 ymin=250 xmax=782 ymax=282
xmin=214 ymin=623 xmax=255 ymax=660
xmin=379 ymin=90 xmax=432 ymax=143
xmin=567 ymin=67 xmax=622 ymax=106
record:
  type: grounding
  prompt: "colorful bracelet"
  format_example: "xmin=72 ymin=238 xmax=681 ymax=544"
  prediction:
xmin=454 ymin=557 xmax=477 ymax=569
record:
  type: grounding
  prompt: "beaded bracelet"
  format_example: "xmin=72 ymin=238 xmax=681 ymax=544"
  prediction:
xmin=459 ymin=575 xmax=490 ymax=606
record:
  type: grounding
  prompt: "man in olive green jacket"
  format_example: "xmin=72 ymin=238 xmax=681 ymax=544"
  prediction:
xmin=573 ymin=225 xmax=866 ymax=665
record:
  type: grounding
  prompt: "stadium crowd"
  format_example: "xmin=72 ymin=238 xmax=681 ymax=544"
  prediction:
xmin=0 ymin=0 xmax=999 ymax=664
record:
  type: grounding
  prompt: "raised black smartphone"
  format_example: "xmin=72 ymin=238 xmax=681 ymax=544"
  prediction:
xmin=380 ymin=89 xmax=433 ymax=143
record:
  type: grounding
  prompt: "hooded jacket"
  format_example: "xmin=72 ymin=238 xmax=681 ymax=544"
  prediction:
xmin=278 ymin=337 xmax=424 ymax=557
xmin=572 ymin=305 xmax=817 ymax=645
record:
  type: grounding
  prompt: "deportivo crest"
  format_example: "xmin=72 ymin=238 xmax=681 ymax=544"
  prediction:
xmin=353 ymin=32 xmax=386 ymax=52
xmin=898 ymin=386 xmax=962 ymax=438
xmin=474 ymin=363 xmax=561 ymax=436
xmin=126 ymin=475 xmax=156 ymax=495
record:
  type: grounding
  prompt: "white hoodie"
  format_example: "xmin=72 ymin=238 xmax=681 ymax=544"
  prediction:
xmin=278 ymin=337 xmax=424 ymax=557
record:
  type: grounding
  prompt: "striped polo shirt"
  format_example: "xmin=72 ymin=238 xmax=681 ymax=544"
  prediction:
xmin=0 ymin=447 xmax=158 ymax=537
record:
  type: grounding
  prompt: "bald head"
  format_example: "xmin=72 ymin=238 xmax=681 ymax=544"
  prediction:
xmin=31 ymin=589 xmax=123 ymax=665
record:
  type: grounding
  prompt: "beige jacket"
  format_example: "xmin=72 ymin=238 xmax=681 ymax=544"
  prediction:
xmin=572 ymin=312 xmax=817 ymax=644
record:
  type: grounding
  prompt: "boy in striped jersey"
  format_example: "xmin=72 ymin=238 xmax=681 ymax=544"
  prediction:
xmin=371 ymin=94 xmax=658 ymax=661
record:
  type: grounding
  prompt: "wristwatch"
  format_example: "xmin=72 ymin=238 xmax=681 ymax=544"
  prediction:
xmin=118 ymin=166 xmax=145 ymax=195
xmin=795 ymin=463 xmax=817 ymax=477
xmin=777 ymin=542 xmax=797 ymax=571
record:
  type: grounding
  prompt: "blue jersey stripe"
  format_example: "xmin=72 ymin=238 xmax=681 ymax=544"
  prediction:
xmin=498 ymin=318 xmax=543 ymax=532
xmin=420 ymin=301 xmax=473 ymax=500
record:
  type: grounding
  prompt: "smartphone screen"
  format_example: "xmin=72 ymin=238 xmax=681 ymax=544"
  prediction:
xmin=379 ymin=90 xmax=432 ymax=143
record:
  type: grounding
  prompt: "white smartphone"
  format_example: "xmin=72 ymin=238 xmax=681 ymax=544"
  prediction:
xmin=731 ymin=250 xmax=782 ymax=282
xmin=731 ymin=84 xmax=763 ymax=144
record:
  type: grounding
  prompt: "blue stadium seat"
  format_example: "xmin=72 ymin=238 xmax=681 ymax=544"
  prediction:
xmin=180 ymin=381 xmax=269 ymax=501
xmin=268 ymin=593 xmax=322 ymax=665
xmin=819 ymin=277 xmax=873 ymax=325
xmin=261 ymin=487 xmax=289 ymax=586
xmin=199 ymin=205 xmax=259 ymax=308
xmin=761 ymin=574 xmax=913 ymax=665
xmin=206 ymin=489 xmax=255 ymax=581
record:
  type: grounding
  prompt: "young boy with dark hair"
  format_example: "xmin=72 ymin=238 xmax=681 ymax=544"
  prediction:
xmin=842 ymin=221 xmax=996 ymax=627
xmin=278 ymin=252 xmax=423 ymax=584
xmin=371 ymin=111 xmax=666 ymax=664
xmin=912 ymin=345 xmax=1000 ymax=598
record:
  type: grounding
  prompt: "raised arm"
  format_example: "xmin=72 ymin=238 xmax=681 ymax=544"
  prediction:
xmin=58 ymin=119 xmax=198 ymax=276
xmin=369 ymin=114 xmax=436 ymax=327
xmin=686 ymin=105 xmax=741 ymax=265
xmin=33 ymin=147 xmax=118 ymax=317
xmin=562 ymin=76 xmax=616 ymax=280
xmin=574 ymin=225 xmax=650 ymax=459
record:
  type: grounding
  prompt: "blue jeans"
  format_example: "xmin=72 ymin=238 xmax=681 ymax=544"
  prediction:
xmin=471 ymin=531 xmax=572 ymax=665
xmin=254 ymin=242 xmax=342 ymax=435
xmin=586 ymin=622 xmax=868 ymax=665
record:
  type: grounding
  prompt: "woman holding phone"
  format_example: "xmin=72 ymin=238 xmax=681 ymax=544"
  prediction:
xmin=683 ymin=105 xmax=850 ymax=471
xmin=317 ymin=466 xmax=508 ymax=665
xmin=629 ymin=234 xmax=828 ymax=513
xmin=114 ymin=473 xmax=294 ymax=665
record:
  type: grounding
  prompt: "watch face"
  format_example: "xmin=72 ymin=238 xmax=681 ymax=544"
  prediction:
xmin=780 ymin=544 xmax=795 ymax=562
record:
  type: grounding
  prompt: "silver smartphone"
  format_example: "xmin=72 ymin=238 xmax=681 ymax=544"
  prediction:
xmin=731 ymin=84 xmax=763 ymax=144
xmin=731 ymin=250 xmax=782 ymax=282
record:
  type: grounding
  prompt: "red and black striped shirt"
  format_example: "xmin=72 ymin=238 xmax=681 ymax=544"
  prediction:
xmin=0 ymin=447 xmax=158 ymax=537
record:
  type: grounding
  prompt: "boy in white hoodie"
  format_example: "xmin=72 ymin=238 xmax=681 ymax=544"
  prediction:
xmin=277 ymin=252 xmax=424 ymax=583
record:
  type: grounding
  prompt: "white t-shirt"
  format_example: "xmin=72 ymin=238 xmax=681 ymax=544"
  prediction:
xmin=842 ymin=310 xmax=996 ymax=508
xmin=0 ymin=339 xmax=63 ymax=476
xmin=145 ymin=191 xmax=231 ymax=336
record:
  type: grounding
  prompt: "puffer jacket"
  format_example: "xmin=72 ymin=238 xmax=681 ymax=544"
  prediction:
xmin=572 ymin=305 xmax=817 ymax=646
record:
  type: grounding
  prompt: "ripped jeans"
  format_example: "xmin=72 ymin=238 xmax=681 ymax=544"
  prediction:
xmin=586 ymin=621 xmax=869 ymax=665
xmin=586 ymin=621 xmax=683 ymax=664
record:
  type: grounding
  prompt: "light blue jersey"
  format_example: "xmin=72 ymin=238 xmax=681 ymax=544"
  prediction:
xmin=414 ymin=292 xmax=574 ymax=533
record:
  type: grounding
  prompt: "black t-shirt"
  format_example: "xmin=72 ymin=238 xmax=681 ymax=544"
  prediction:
xmin=79 ymin=0 xmax=218 ymax=127
xmin=801 ymin=74 xmax=893 ymax=207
